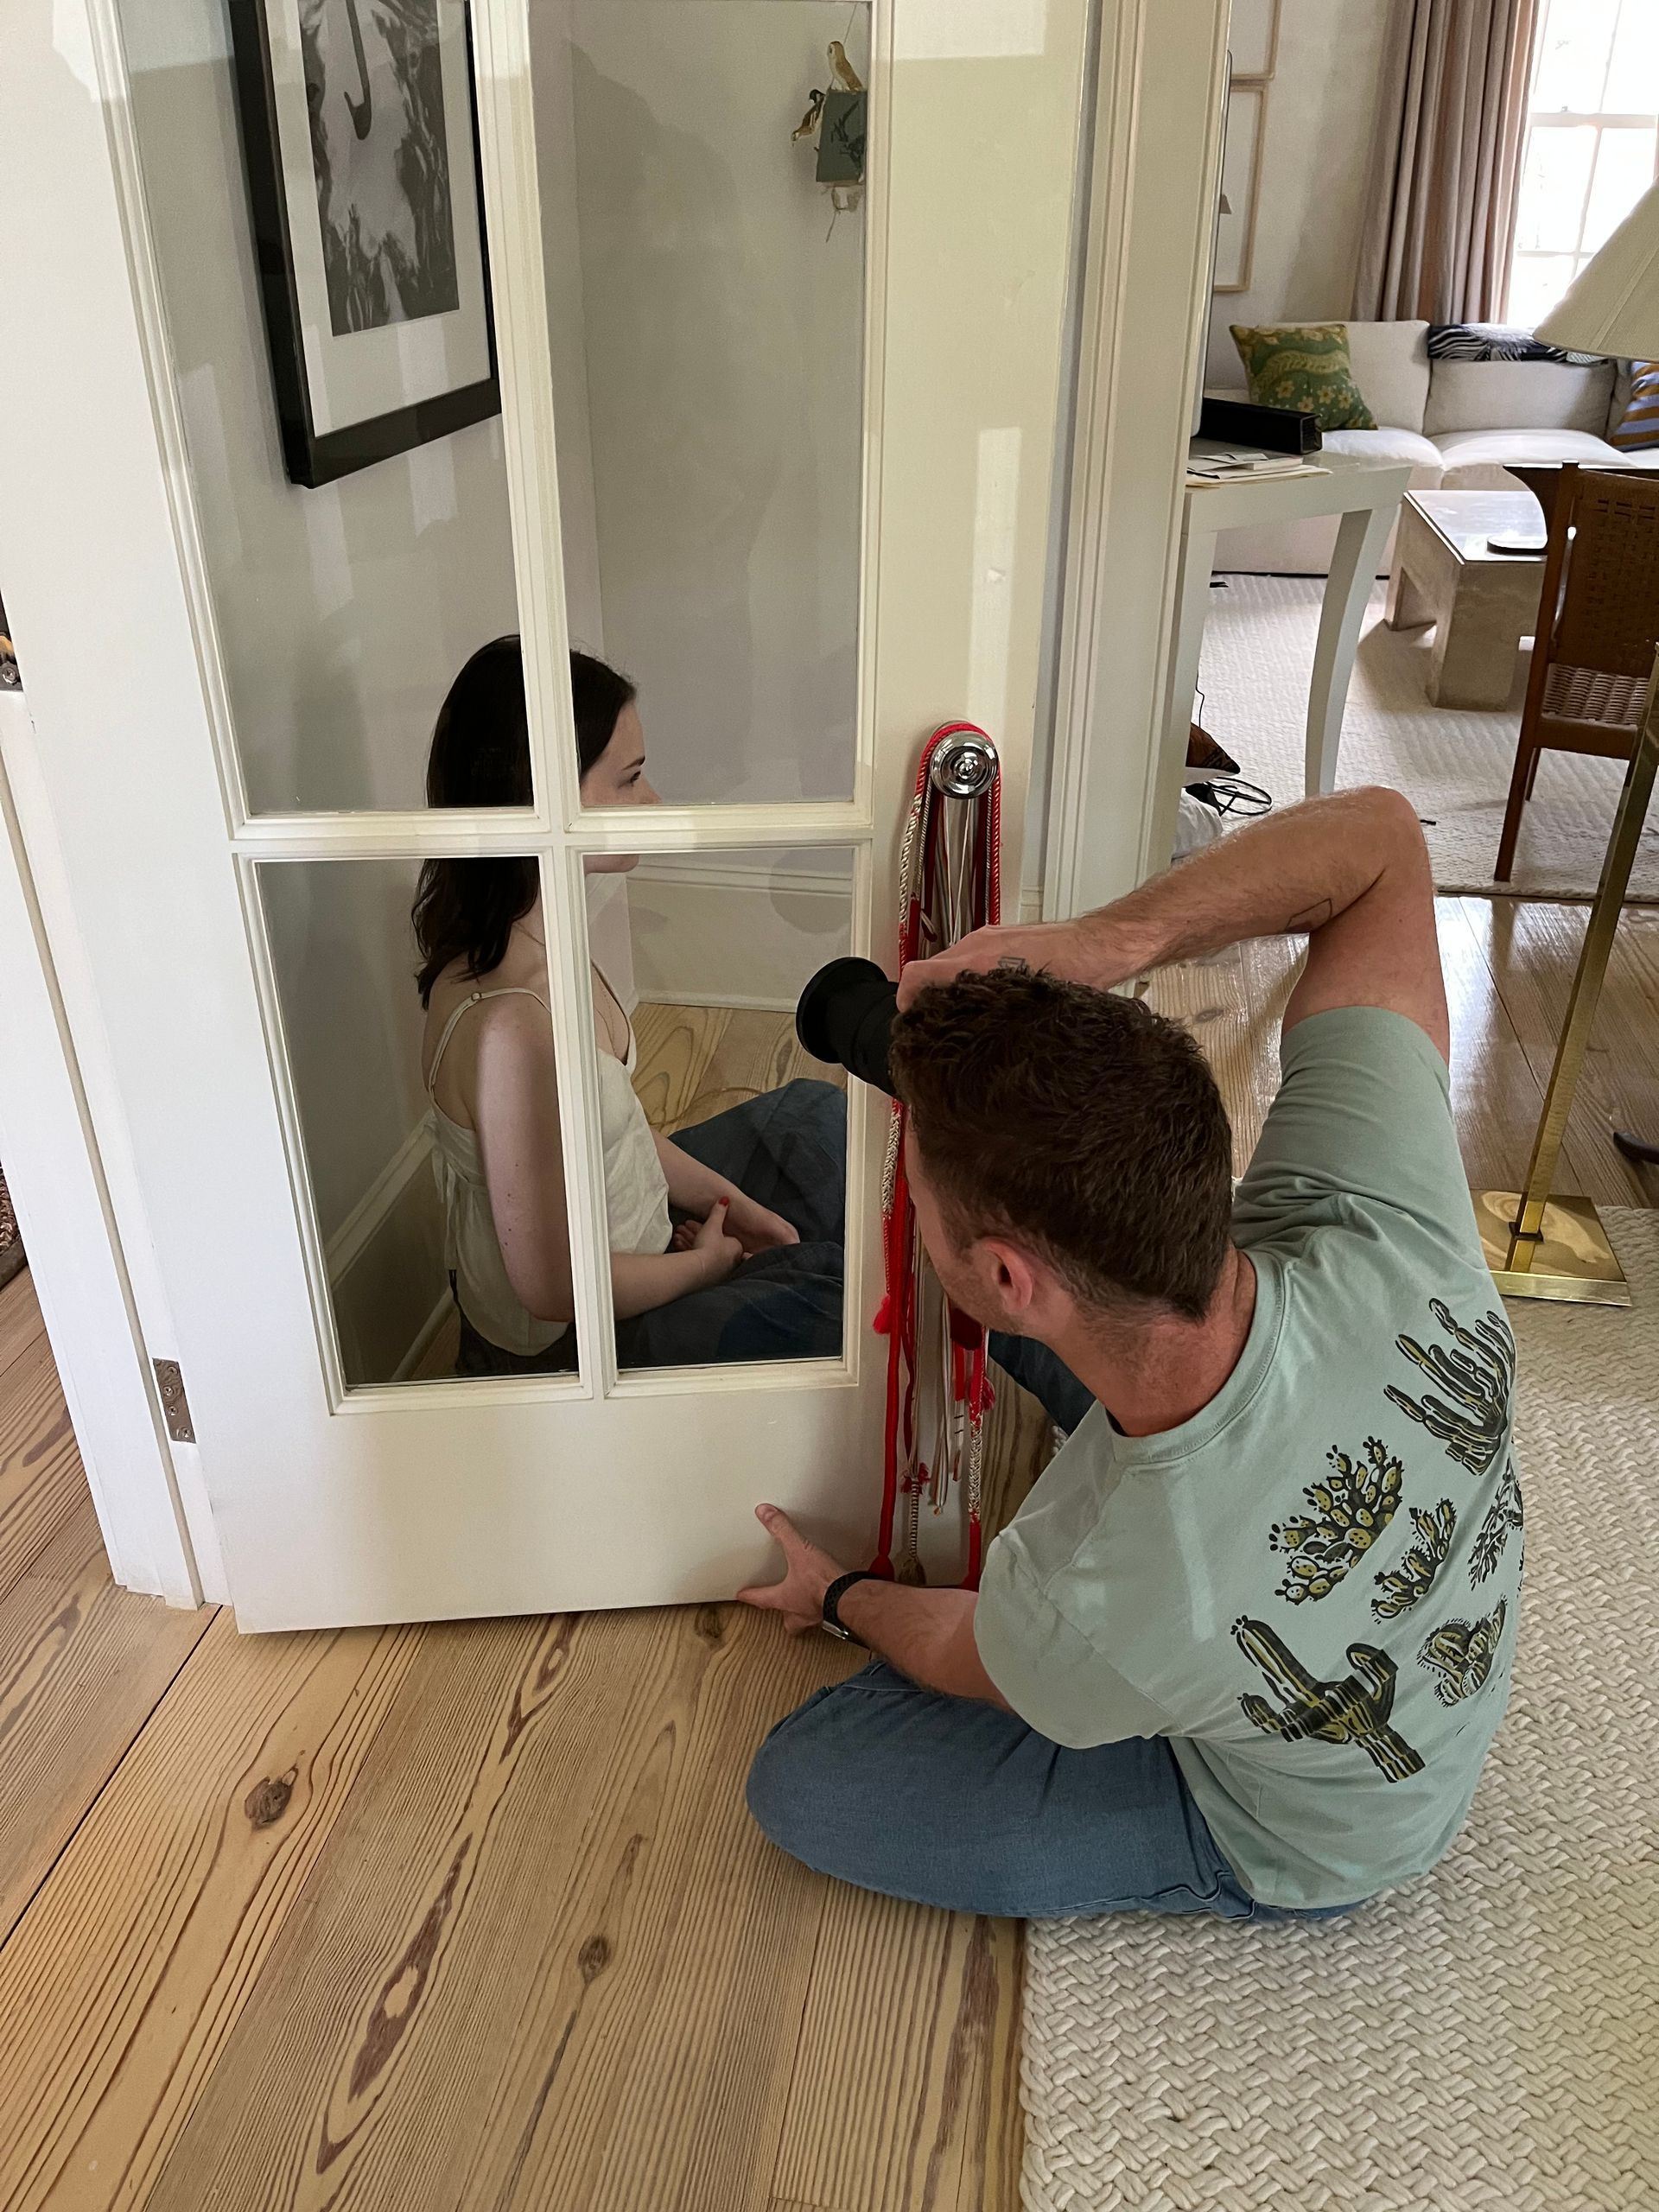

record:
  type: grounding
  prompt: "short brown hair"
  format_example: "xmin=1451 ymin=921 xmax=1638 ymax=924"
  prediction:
xmin=888 ymin=968 xmax=1233 ymax=1321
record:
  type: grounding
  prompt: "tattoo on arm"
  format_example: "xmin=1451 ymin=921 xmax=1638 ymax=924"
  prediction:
xmin=1287 ymin=898 xmax=1333 ymax=933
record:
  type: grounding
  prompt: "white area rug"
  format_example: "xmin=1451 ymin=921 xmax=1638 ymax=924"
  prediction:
xmin=1019 ymin=1206 xmax=1659 ymax=2212
xmin=1199 ymin=575 xmax=1659 ymax=902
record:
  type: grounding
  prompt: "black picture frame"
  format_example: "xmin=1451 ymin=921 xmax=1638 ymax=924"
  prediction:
xmin=226 ymin=0 xmax=500 ymax=489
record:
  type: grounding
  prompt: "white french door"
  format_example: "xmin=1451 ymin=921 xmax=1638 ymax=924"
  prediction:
xmin=3 ymin=0 xmax=1099 ymax=1629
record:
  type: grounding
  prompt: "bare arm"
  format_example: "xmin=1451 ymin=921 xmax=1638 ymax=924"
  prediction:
xmin=837 ymin=1582 xmax=1008 ymax=1705
xmin=472 ymin=998 xmax=575 ymax=1319
xmin=654 ymin=1133 xmax=800 ymax=1256
xmin=474 ymin=1001 xmax=741 ymax=1324
xmin=610 ymin=1218 xmax=740 ymax=1320
xmin=655 ymin=1132 xmax=735 ymax=1214
xmin=898 ymin=785 xmax=1449 ymax=1061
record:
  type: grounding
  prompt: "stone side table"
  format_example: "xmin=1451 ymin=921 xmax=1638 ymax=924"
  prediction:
xmin=1385 ymin=488 xmax=1548 ymax=709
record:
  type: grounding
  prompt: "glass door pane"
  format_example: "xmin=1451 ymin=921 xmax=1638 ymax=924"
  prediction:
xmin=118 ymin=0 xmax=526 ymax=817
xmin=535 ymin=0 xmax=868 ymax=810
xmin=602 ymin=843 xmax=854 ymax=1372
xmin=258 ymin=853 xmax=589 ymax=1389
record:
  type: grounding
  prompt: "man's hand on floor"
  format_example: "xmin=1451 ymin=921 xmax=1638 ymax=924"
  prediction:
xmin=737 ymin=1503 xmax=845 ymax=1634
xmin=737 ymin=1506 xmax=1013 ymax=1709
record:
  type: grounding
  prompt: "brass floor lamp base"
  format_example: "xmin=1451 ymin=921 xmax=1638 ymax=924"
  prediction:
xmin=1479 ymin=695 xmax=1656 ymax=1307
xmin=1475 ymin=1191 xmax=1630 ymax=1306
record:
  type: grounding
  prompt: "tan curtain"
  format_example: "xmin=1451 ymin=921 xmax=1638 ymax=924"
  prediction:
xmin=1353 ymin=0 xmax=1539 ymax=323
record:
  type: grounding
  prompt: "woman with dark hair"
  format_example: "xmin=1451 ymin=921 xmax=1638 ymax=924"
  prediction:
xmin=415 ymin=638 xmax=845 ymax=1376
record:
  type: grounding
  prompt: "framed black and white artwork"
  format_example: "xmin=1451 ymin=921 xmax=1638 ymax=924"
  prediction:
xmin=228 ymin=0 xmax=499 ymax=488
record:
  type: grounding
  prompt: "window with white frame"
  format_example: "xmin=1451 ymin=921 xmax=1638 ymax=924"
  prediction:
xmin=1507 ymin=0 xmax=1659 ymax=330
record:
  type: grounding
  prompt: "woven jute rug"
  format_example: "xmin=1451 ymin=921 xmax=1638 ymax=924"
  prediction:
xmin=1019 ymin=1205 xmax=1659 ymax=2212
xmin=1200 ymin=575 xmax=1659 ymax=903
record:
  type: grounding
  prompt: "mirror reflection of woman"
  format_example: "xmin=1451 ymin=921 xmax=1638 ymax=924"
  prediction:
xmin=416 ymin=639 xmax=846 ymax=1376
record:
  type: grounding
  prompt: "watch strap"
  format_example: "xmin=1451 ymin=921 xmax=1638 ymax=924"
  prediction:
xmin=822 ymin=1569 xmax=880 ymax=1644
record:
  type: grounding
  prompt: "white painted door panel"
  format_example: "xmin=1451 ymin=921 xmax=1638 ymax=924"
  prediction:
xmin=0 ymin=0 xmax=1090 ymax=1629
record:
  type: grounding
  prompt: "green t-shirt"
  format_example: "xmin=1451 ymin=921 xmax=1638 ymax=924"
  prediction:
xmin=974 ymin=1007 xmax=1523 ymax=1910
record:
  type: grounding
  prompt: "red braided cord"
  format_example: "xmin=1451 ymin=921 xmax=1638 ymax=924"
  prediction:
xmin=958 ymin=748 xmax=1002 ymax=1585
xmin=872 ymin=724 xmax=1001 ymax=1586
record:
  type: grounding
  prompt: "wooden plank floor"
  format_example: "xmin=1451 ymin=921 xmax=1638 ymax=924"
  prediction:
xmin=1 ymin=902 xmax=1655 ymax=2211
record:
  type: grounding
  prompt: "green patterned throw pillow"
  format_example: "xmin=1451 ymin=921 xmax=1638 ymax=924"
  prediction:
xmin=1230 ymin=321 xmax=1378 ymax=431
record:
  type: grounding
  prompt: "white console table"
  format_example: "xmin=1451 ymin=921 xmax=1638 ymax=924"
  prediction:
xmin=1154 ymin=454 xmax=1413 ymax=865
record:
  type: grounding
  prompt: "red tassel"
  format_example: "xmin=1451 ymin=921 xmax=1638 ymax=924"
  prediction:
xmin=961 ymin=1516 xmax=983 ymax=1590
xmin=881 ymin=722 xmax=1001 ymax=1594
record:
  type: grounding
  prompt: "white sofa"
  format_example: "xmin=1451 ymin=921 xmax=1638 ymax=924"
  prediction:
xmin=1209 ymin=320 xmax=1657 ymax=575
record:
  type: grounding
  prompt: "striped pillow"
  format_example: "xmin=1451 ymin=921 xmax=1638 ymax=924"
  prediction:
xmin=1427 ymin=322 xmax=1603 ymax=365
xmin=1610 ymin=361 xmax=1659 ymax=450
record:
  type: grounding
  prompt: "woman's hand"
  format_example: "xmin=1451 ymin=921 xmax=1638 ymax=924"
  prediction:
xmin=736 ymin=1504 xmax=846 ymax=1635
xmin=689 ymin=1197 xmax=744 ymax=1286
xmin=723 ymin=1191 xmax=800 ymax=1256
xmin=673 ymin=1191 xmax=798 ymax=1256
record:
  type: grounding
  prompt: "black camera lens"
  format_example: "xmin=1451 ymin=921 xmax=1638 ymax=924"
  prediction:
xmin=796 ymin=957 xmax=899 ymax=1096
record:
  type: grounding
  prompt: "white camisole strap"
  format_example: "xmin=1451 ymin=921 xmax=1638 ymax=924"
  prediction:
xmin=425 ymin=986 xmax=550 ymax=1097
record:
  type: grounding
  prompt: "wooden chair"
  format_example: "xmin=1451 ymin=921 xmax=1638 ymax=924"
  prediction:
xmin=1496 ymin=467 xmax=1659 ymax=881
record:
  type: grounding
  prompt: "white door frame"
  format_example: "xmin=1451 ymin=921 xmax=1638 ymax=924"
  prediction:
xmin=0 ymin=1 xmax=245 ymax=1608
xmin=1044 ymin=0 xmax=1231 ymax=920
xmin=0 ymin=0 xmax=1225 ymax=1602
xmin=0 ymin=700 xmax=209 ymax=1605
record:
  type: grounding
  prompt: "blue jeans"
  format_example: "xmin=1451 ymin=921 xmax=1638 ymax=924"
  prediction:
xmin=747 ymin=1658 xmax=1267 ymax=1919
xmin=750 ymin=1332 xmax=1354 ymax=1920
xmin=623 ymin=1077 xmax=845 ymax=1365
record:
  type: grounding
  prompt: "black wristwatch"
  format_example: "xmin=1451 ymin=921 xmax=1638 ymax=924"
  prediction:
xmin=822 ymin=1570 xmax=880 ymax=1644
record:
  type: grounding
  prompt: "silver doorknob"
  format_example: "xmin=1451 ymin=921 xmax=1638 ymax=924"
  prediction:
xmin=927 ymin=732 xmax=999 ymax=799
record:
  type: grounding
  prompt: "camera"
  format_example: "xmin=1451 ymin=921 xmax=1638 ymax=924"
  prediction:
xmin=795 ymin=957 xmax=899 ymax=1096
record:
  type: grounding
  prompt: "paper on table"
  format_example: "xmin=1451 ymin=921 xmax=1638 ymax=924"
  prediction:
xmin=1185 ymin=462 xmax=1331 ymax=488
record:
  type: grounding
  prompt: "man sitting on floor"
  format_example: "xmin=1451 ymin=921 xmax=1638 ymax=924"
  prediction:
xmin=738 ymin=787 xmax=1523 ymax=1920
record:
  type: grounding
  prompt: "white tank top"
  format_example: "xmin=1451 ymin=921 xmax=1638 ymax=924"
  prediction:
xmin=425 ymin=978 xmax=672 ymax=1355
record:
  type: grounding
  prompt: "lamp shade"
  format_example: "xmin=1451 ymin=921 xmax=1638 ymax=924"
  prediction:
xmin=1535 ymin=179 xmax=1659 ymax=359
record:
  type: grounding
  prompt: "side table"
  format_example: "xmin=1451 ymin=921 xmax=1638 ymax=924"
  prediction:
xmin=1384 ymin=489 xmax=1548 ymax=710
xmin=1153 ymin=455 xmax=1412 ymax=871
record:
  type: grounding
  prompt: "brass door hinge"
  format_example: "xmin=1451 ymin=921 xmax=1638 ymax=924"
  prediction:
xmin=152 ymin=1358 xmax=195 ymax=1443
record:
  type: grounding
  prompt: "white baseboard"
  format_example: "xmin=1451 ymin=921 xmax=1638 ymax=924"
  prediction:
xmin=638 ymin=990 xmax=799 ymax=1014
xmin=392 ymin=1288 xmax=454 ymax=1384
xmin=631 ymin=854 xmax=853 ymax=898
xmin=627 ymin=870 xmax=853 ymax=1011
xmin=325 ymin=1119 xmax=432 ymax=1281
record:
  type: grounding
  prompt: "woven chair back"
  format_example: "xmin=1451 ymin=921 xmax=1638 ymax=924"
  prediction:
xmin=1554 ymin=470 xmax=1659 ymax=680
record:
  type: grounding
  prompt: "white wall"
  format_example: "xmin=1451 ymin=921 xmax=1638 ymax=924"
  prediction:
xmin=1204 ymin=0 xmax=1392 ymax=390
xmin=568 ymin=0 xmax=868 ymax=807
xmin=629 ymin=855 xmax=851 ymax=1010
